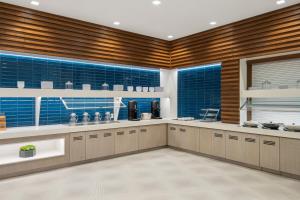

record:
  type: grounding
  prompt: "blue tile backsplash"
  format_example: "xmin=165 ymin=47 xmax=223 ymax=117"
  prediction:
xmin=177 ymin=65 xmax=221 ymax=119
xmin=0 ymin=53 xmax=160 ymax=127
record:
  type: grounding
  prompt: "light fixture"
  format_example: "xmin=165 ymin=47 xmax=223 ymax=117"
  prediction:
xmin=167 ymin=35 xmax=174 ymax=39
xmin=276 ymin=0 xmax=286 ymax=5
xmin=30 ymin=1 xmax=39 ymax=6
xmin=113 ymin=21 xmax=120 ymax=26
xmin=152 ymin=0 xmax=161 ymax=6
xmin=210 ymin=21 xmax=217 ymax=26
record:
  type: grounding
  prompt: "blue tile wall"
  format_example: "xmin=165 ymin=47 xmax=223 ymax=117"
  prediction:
xmin=177 ymin=65 xmax=221 ymax=119
xmin=0 ymin=53 xmax=160 ymax=127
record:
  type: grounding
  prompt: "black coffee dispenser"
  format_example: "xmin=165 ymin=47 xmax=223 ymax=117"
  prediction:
xmin=128 ymin=100 xmax=139 ymax=121
xmin=151 ymin=100 xmax=161 ymax=119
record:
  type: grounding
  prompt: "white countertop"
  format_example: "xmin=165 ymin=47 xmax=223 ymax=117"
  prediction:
xmin=0 ymin=119 xmax=300 ymax=140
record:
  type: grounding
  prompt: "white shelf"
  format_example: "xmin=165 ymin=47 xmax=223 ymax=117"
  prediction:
xmin=0 ymin=88 xmax=168 ymax=98
xmin=0 ymin=138 xmax=65 ymax=166
xmin=241 ymin=89 xmax=300 ymax=98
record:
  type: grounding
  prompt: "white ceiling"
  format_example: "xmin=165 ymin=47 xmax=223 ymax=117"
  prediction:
xmin=3 ymin=0 xmax=300 ymax=40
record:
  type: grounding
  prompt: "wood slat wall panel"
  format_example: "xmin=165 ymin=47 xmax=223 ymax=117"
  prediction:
xmin=0 ymin=2 xmax=171 ymax=68
xmin=171 ymin=3 xmax=300 ymax=123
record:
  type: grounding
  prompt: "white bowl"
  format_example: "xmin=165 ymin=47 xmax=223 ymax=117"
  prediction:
xmin=136 ymin=86 xmax=142 ymax=92
xmin=142 ymin=87 xmax=149 ymax=92
xmin=127 ymin=86 xmax=134 ymax=92
xmin=149 ymin=87 xmax=155 ymax=92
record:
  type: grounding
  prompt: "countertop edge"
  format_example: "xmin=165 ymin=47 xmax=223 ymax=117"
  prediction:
xmin=0 ymin=119 xmax=300 ymax=140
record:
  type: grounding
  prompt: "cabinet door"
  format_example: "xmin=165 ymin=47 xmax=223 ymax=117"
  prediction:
xmin=168 ymin=125 xmax=178 ymax=147
xmin=115 ymin=129 xmax=127 ymax=154
xmin=70 ymin=132 xmax=86 ymax=162
xmin=86 ymin=132 xmax=101 ymax=160
xmin=156 ymin=124 xmax=167 ymax=147
xmin=179 ymin=126 xmax=199 ymax=152
xmin=226 ymin=131 xmax=243 ymax=162
xmin=260 ymin=136 xmax=279 ymax=171
xmin=100 ymin=130 xmax=115 ymax=157
xmin=126 ymin=128 xmax=139 ymax=153
xmin=212 ymin=130 xmax=226 ymax=158
xmin=139 ymin=126 xmax=151 ymax=150
xmin=243 ymin=134 xmax=260 ymax=166
xmin=280 ymin=138 xmax=300 ymax=176
xmin=199 ymin=128 xmax=213 ymax=155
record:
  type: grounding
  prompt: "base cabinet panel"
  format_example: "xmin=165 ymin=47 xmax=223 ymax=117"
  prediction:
xmin=260 ymin=136 xmax=279 ymax=171
xmin=126 ymin=128 xmax=139 ymax=153
xmin=100 ymin=130 xmax=115 ymax=157
xmin=70 ymin=132 xmax=86 ymax=162
xmin=243 ymin=134 xmax=260 ymax=166
xmin=86 ymin=132 xmax=101 ymax=160
xmin=226 ymin=132 xmax=243 ymax=162
xmin=178 ymin=126 xmax=199 ymax=152
xmin=280 ymin=138 xmax=300 ymax=176
xmin=199 ymin=128 xmax=213 ymax=155
xmin=139 ymin=125 xmax=167 ymax=150
xmin=115 ymin=129 xmax=127 ymax=154
xmin=212 ymin=130 xmax=226 ymax=158
xmin=168 ymin=125 xmax=178 ymax=147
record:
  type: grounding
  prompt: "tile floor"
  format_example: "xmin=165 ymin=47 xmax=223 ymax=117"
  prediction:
xmin=1 ymin=148 xmax=300 ymax=200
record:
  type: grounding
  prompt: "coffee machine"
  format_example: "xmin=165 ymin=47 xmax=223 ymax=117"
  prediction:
xmin=128 ymin=100 xmax=139 ymax=121
xmin=151 ymin=100 xmax=161 ymax=119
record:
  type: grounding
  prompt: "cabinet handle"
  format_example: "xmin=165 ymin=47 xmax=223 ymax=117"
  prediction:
xmin=170 ymin=127 xmax=176 ymax=131
xmin=245 ymin=138 xmax=256 ymax=143
xmin=104 ymin=133 xmax=112 ymax=137
xmin=73 ymin=136 xmax=83 ymax=141
xmin=263 ymin=140 xmax=276 ymax=146
xmin=141 ymin=129 xmax=147 ymax=132
xmin=117 ymin=131 xmax=125 ymax=135
xmin=129 ymin=130 xmax=136 ymax=134
xmin=89 ymin=134 xmax=98 ymax=139
xmin=179 ymin=128 xmax=186 ymax=132
xmin=214 ymin=133 xmax=223 ymax=138
xmin=229 ymin=135 xmax=238 ymax=140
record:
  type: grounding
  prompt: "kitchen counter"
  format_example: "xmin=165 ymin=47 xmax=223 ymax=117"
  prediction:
xmin=0 ymin=119 xmax=300 ymax=140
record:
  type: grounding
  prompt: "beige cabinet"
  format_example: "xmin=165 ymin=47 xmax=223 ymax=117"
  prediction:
xmin=199 ymin=128 xmax=213 ymax=155
xmin=212 ymin=130 xmax=226 ymax=158
xmin=243 ymin=134 xmax=260 ymax=166
xmin=260 ymin=136 xmax=279 ymax=171
xmin=126 ymin=127 xmax=139 ymax=152
xmin=115 ymin=129 xmax=127 ymax=154
xmin=168 ymin=124 xmax=179 ymax=147
xmin=115 ymin=127 xmax=139 ymax=154
xmin=280 ymin=138 xmax=300 ymax=176
xmin=139 ymin=124 xmax=167 ymax=150
xmin=226 ymin=131 xmax=243 ymax=162
xmin=86 ymin=131 xmax=101 ymax=160
xmin=99 ymin=130 xmax=115 ymax=157
xmin=178 ymin=126 xmax=199 ymax=152
xmin=70 ymin=132 xmax=86 ymax=162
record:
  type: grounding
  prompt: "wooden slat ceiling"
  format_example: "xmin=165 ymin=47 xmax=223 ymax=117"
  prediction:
xmin=0 ymin=2 xmax=171 ymax=69
xmin=0 ymin=2 xmax=299 ymax=124
xmin=171 ymin=3 xmax=300 ymax=123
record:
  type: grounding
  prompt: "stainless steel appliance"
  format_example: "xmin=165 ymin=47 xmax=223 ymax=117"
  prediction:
xmin=128 ymin=101 xmax=139 ymax=121
xmin=69 ymin=113 xmax=78 ymax=126
xmin=151 ymin=100 xmax=161 ymax=119
xmin=94 ymin=112 xmax=102 ymax=124
xmin=82 ymin=112 xmax=90 ymax=125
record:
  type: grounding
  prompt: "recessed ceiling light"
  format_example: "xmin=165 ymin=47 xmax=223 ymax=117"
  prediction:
xmin=210 ymin=21 xmax=217 ymax=26
xmin=30 ymin=1 xmax=39 ymax=6
xmin=276 ymin=0 xmax=286 ymax=5
xmin=152 ymin=0 xmax=161 ymax=6
xmin=167 ymin=35 xmax=174 ymax=39
xmin=113 ymin=21 xmax=120 ymax=26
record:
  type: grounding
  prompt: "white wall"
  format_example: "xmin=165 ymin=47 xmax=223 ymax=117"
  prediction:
xmin=160 ymin=69 xmax=177 ymax=119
